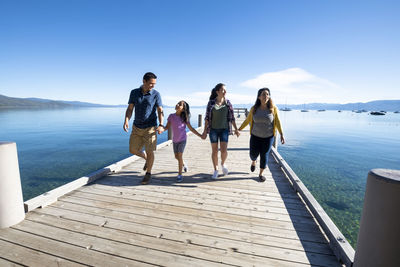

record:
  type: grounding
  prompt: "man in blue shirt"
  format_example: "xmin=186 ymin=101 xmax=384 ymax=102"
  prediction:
xmin=123 ymin=72 xmax=165 ymax=184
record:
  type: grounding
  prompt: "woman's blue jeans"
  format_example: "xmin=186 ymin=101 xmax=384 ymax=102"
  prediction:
xmin=249 ymin=134 xmax=275 ymax=169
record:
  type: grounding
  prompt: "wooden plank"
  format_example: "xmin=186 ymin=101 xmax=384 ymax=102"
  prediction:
xmin=0 ymin=259 xmax=23 ymax=267
xmin=0 ymin=238 xmax=82 ymax=267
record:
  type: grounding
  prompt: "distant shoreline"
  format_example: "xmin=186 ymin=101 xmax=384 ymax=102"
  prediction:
xmin=1 ymin=94 xmax=399 ymax=111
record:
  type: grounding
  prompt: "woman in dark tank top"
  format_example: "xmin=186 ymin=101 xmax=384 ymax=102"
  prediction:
xmin=202 ymin=83 xmax=240 ymax=179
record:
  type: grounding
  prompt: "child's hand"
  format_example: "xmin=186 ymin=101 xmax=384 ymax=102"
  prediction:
xmin=234 ymin=129 xmax=240 ymax=137
xmin=201 ymin=132 xmax=207 ymax=140
xmin=157 ymin=125 xmax=165 ymax=134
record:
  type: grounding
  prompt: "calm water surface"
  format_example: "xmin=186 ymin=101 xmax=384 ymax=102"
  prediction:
xmin=277 ymin=110 xmax=400 ymax=247
xmin=1 ymin=107 xmax=399 ymax=247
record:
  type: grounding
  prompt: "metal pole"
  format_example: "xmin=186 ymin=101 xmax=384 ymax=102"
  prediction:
xmin=0 ymin=142 xmax=25 ymax=228
xmin=354 ymin=169 xmax=400 ymax=267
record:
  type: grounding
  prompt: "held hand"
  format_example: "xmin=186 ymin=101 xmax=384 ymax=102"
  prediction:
xmin=234 ymin=129 xmax=240 ymax=137
xmin=201 ymin=131 xmax=207 ymax=140
xmin=281 ymin=136 xmax=285 ymax=145
xmin=156 ymin=126 xmax=165 ymax=134
xmin=123 ymin=122 xmax=129 ymax=132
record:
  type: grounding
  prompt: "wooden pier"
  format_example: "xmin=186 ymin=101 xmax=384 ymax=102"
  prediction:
xmin=0 ymin=118 xmax=354 ymax=266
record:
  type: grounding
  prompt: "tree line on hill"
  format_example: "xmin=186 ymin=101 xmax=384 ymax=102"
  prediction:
xmin=0 ymin=94 xmax=123 ymax=109
xmin=1 ymin=94 xmax=399 ymax=111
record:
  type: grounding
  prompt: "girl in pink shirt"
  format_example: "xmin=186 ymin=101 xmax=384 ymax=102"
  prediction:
xmin=165 ymin=101 xmax=203 ymax=182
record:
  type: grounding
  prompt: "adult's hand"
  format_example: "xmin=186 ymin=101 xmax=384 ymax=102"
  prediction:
xmin=123 ymin=121 xmax=129 ymax=132
xmin=234 ymin=129 xmax=240 ymax=137
xmin=281 ymin=136 xmax=285 ymax=144
xmin=156 ymin=126 xmax=165 ymax=134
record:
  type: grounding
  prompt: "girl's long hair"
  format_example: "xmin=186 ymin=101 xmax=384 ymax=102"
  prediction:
xmin=209 ymin=83 xmax=225 ymax=100
xmin=180 ymin=101 xmax=191 ymax=123
xmin=253 ymin=88 xmax=274 ymax=114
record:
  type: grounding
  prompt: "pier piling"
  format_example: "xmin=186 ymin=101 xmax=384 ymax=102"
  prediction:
xmin=198 ymin=114 xmax=203 ymax=127
xmin=354 ymin=169 xmax=400 ymax=267
xmin=0 ymin=142 xmax=25 ymax=228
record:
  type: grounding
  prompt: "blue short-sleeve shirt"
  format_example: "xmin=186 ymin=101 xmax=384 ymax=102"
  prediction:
xmin=128 ymin=87 xmax=162 ymax=129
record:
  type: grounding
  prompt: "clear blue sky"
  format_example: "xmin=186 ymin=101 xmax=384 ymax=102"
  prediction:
xmin=1 ymin=0 xmax=399 ymax=106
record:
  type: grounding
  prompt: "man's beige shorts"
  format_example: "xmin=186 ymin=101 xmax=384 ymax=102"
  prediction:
xmin=129 ymin=126 xmax=157 ymax=153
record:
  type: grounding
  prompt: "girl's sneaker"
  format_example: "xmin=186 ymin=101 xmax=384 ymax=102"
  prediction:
xmin=222 ymin=165 xmax=229 ymax=176
xmin=183 ymin=164 xmax=188 ymax=173
xmin=177 ymin=175 xmax=183 ymax=182
xmin=212 ymin=170 xmax=219 ymax=179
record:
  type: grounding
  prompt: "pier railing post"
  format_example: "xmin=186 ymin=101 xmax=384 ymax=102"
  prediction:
xmin=0 ymin=142 xmax=25 ymax=228
xmin=354 ymin=169 xmax=400 ymax=267
xmin=167 ymin=128 xmax=172 ymax=140
xmin=198 ymin=114 xmax=203 ymax=128
xmin=273 ymin=135 xmax=278 ymax=150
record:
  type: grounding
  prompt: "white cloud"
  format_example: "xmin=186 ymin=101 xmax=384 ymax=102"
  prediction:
xmin=240 ymin=68 xmax=344 ymax=104
xmin=162 ymin=68 xmax=346 ymax=106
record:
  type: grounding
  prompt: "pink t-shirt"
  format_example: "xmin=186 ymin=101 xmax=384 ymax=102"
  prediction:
xmin=168 ymin=113 xmax=187 ymax=143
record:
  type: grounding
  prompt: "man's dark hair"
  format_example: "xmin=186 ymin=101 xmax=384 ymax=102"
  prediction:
xmin=143 ymin=72 xmax=157 ymax=81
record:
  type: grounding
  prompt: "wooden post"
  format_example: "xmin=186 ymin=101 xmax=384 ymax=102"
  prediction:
xmin=354 ymin=169 xmax=400 ymax=267
xmin=198 ymin=114 xmax=203 ymax=128
xmin=273 ymin=135 xmax=278 ymax=150
xmin=0 ymin=142 xmax=25 ymax=228
xmin=167 ymin=128 xmax=172 ymax=140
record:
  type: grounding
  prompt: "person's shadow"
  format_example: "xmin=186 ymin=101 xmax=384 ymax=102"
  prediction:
xmin=94 ymin=169 xmax=250 ymax=188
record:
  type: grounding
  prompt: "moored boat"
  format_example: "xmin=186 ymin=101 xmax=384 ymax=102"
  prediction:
xmin=370 ymin=111 xmax=386 ymax=115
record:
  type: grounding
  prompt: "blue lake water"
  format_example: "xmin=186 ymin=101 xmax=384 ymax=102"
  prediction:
xmin=1 ymin=107 xmax=399 ymax=247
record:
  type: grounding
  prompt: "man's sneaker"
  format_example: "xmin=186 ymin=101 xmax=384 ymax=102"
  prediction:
xmin=176 ymin=175 xmax=183 ymax=182
xmin=212 ymin=170 xmax=219 ymax=179
xmin=143 ymin=162 xmax=147 ymax=171
xmin=141 ymin=172 xmax=151 ymax=185
xmin=222 ymin=165 xmax=229 ymax=176
xmin=259 ymin=175 xmax=266 ymax=182
xmin=183 ymin=164 xmax=188 ymax=173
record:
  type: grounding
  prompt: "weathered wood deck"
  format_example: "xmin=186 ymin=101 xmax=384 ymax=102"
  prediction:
xmin=0 ymin=120 xmax=345 ymax=266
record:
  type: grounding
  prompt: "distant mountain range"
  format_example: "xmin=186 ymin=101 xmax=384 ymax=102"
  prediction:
xmin=1 ymin=94 xmax=399 ymax=112
xmin=0 ymin=94 xmax=125 ymax=109
xmin=276 ymin=100 xmax=400 ymax=112
xmin=234 ymin=100 xmax=400 ymax=112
